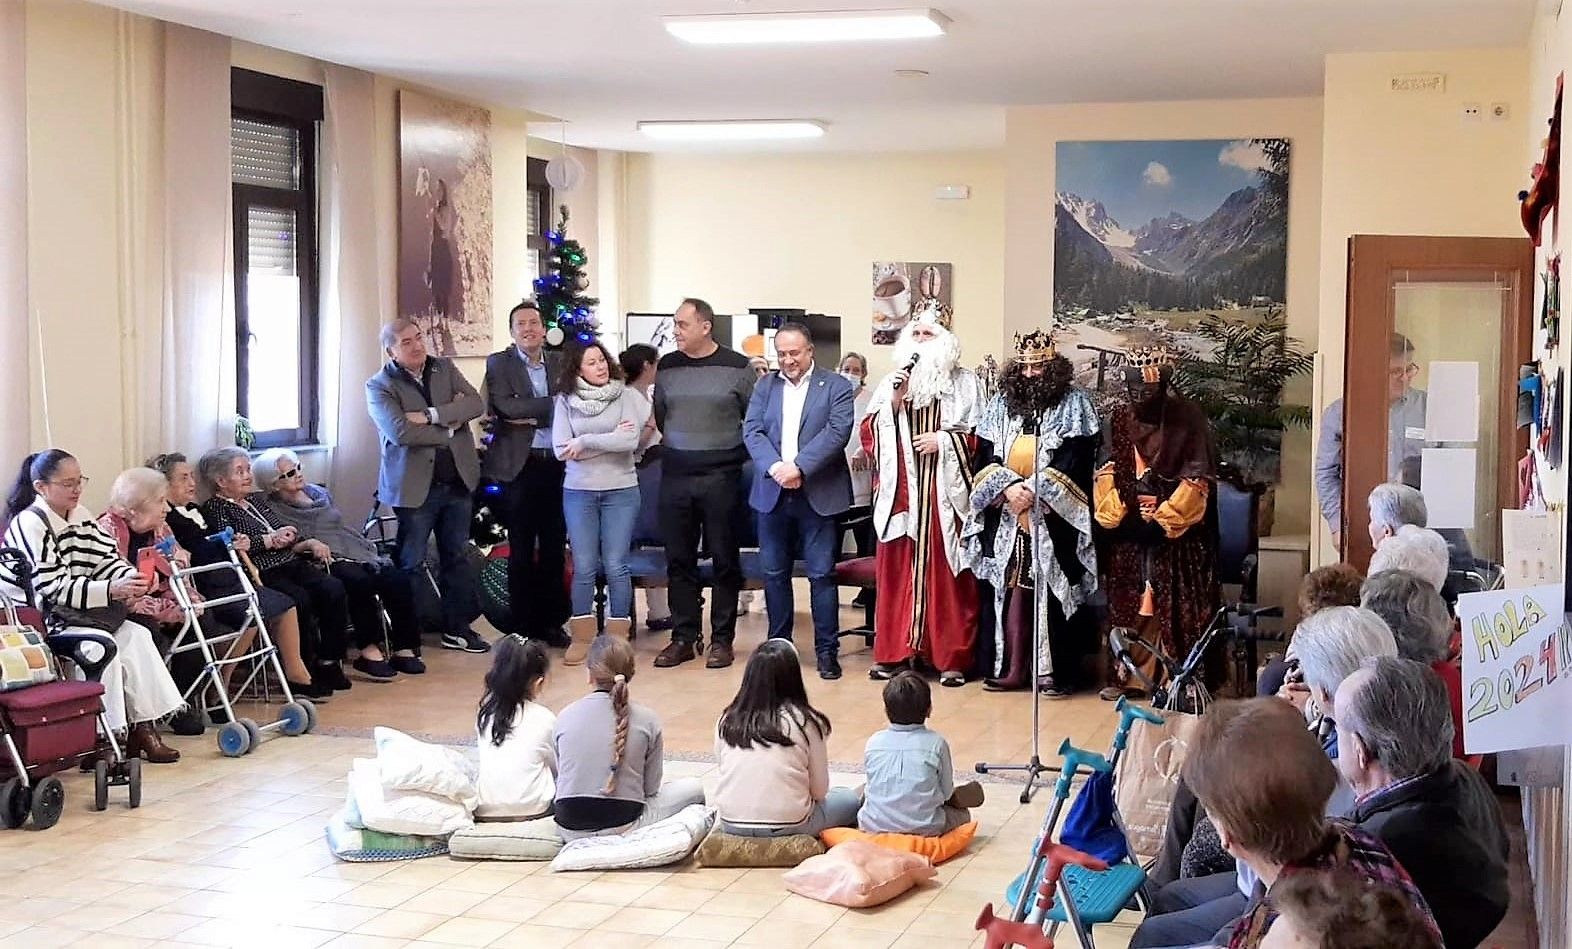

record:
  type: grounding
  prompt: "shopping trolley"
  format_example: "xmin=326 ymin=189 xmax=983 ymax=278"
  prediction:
xmin=164 ymin=527 xmax=317 ymax=757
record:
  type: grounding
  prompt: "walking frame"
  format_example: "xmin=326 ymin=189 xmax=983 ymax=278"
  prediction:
xmin=163 ymin=527 xmax=317 ymax=757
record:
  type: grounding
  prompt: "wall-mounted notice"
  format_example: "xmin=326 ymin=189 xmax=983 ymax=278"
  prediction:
xmin=1502 ymin=508 xmax=1563 ymax=588
xmin=1423 ymin=360 xmax=1480 ymax=442
xmin=1457 ymin=583 xmax=1572 ymax=754
xmin=1420 ymin=447 xmax=1477 ymax=528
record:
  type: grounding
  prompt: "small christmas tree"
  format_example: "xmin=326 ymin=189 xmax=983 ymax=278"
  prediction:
xmin=533 ymin=204 xmax=600 ymax=348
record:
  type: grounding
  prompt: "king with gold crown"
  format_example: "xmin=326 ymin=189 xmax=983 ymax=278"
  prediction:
xmin=962 ymin=328 xmax=1100 ymax=696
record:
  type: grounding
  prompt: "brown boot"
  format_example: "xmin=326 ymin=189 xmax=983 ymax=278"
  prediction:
xmin=563 ymin=615 xmax=598 ymax=666
xmin=605 ymin=617 xmax=633 ymax=642
xmin=127 ymin=721 xmax=180 ymax=764
xmin=654 ymin=639 xmax=699 ymax=668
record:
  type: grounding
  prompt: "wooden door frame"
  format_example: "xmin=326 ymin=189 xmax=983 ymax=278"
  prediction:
xmin=1343 ymin=235 xmax=1533 ymax=572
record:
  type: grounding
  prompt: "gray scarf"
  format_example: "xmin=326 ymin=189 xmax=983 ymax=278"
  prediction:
xmin=567 ymin=378 xmax=625 ymax=417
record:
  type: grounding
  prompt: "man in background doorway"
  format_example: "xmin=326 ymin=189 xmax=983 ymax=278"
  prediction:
xmin=652 ymin=298 xmax=756 ymax=670
xmin=1315 ymin=333 xmax=1428 ymax=549
xmin=482 ymin=302 xmax=570 ymax=646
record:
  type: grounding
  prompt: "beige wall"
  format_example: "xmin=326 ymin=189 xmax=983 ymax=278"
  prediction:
xmin=619 ymin=151 xmax=1006 ymax=366
xmin=1003 ymin=98 xmax=1325 ymax=535
xmin=21 ymin=3 xmax=544 ymax=513
xmin=1315 ymin=48 xmax=1528 ymax=560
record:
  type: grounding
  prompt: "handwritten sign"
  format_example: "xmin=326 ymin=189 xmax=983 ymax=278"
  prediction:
xmin=1457 ymin=583 xmax=1572 ymax=755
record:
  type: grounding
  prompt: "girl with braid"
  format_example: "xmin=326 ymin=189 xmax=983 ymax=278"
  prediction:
xmin=551 ymin=635 xmax=705 ymax=840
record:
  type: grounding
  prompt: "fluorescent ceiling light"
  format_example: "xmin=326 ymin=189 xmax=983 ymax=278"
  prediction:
xmin=637 ymin=120 xmax=827 ymax=142
xmin=664 ymin=9 xmax=948 ymax=45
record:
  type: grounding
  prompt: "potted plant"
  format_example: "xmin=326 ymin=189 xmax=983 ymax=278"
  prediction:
xmin=1173 ymin=310 xmax=1314 ymax=536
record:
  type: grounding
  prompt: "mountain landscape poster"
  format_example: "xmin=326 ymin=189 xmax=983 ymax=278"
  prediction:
xmin=1052 ymin=138 xmax=1290 ymax=397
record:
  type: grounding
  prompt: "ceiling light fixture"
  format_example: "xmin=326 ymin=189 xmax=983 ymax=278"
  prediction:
xmin=664 ymin=9 xmax=949 ymax=45
xmin=638 ymin=120 xmax=827 ymax=142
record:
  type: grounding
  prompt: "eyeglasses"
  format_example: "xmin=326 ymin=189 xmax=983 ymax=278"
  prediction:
xmin=1387 ymin=363 xmax=1418 ymax=380
xmin=282 ymin=466 xmax=302 ymax=480
xmin=46 ymin=477 xmax=89 ymax=491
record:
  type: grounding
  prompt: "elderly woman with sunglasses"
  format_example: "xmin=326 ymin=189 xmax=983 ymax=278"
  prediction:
xmin=197 ymin=447 xmax=353 ymax=695
xmin=255 ymin=449 xmax=424 ymax=678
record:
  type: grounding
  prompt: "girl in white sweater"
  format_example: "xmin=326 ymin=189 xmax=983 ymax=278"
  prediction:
xmin=475 ymin=635 xmax=557 ymax=820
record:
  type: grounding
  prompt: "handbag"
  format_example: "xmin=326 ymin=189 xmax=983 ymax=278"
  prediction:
xmin=51 ymin=602 xmax=130 ymax=633
xmin=1113 ymin=708 xmax=1202 ymax=860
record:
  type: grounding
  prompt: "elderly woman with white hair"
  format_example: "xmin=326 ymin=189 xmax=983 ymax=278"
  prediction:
xmin=1367 ymin=524 xmax=1450 ymax=592
xmin=1361 ymin=569 xmax=1465 ymax=759
xmin=198 ymin=447 xmax=353 ymax=695
xmin=254 ymin=448 xmax=424 ymax=678
xmin=1366 ymin=482 xmax=1427 ymax=550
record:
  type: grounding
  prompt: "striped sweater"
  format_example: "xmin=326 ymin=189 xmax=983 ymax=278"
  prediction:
xmin=4 ymin=499 xmax=137 ymax=610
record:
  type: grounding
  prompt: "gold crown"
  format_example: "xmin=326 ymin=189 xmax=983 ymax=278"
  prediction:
xmin=1126 ymin=344 xmax=1178 ymax=369
xmin=910 ymin=298 xmax=953 ymax=330
xmin=1013 ymin=330 xmax=1057 ymax=366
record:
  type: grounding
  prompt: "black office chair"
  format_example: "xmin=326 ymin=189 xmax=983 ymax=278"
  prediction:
xmin=1214 ymin=474 xmax=1282 ymax=694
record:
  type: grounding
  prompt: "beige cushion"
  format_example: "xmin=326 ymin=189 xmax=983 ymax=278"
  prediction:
xmin=448 ymin=816 xmax=562 ymax=861
xmin=783 ymin=840 xmax=936 ymax=908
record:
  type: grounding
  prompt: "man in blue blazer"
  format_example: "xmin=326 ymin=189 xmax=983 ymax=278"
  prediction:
xmin=743 ymin=322 xmax=856 ymax=679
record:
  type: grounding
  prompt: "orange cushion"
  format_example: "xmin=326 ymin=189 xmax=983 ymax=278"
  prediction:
xmin=819 ymin=821 xmax=977 ymax=865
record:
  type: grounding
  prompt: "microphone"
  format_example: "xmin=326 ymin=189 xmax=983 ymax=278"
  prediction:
xmin=902 ymin=352 xmax=921 ymax=373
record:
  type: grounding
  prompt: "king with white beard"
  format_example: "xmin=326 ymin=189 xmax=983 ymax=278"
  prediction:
xmin=860 ymin=300 xmax=983 ymax=686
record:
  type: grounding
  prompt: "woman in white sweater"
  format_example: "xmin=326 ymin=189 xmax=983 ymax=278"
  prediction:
xmin=475 ymin=634 xmax=556 ymax=820
xmin=712 ymin=640 xmax=861 ymax=837
xmin=3 ymin=449 xmax=186 ymax=763
xmin=552 ymin=340 xmax=652 ymax=665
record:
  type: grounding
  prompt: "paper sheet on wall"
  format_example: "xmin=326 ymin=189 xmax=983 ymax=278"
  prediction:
xmin=1422 ymin=360 xmax=1480 ymax=442
xmin=1421 ymin=448 xmax=1476 ymax=528
xmin=1457 ymin=584 xmax=1572 ymax=754
xmin=1502 ymin=508 xmax=1564 ymax=588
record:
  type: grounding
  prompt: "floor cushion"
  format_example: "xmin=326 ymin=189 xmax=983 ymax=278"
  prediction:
xmin=695 ymin=826 xmax=826 ymax=868
xmin=783 ymin=839 xmax=937 ymax=908
xmin=449 ymin=816 xmax=563 ymax=861
xmin=349 ymin=758 xmax=473 ymax=837
xmin=325 ymin=809 xmax=449 ymax=863
xmin=373 ymin=726 xmax=478 ymax=807
xmin=819 ymin=821 xmax=978 ymax=865
xmin=549 ymin=804 xmax=714 ymax=873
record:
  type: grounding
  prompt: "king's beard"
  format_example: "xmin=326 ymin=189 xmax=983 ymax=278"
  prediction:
xmin=892 ymin=326 xmax=962 ymax=408
xmin=1000 ymin=355 xmax=1073 ymax=419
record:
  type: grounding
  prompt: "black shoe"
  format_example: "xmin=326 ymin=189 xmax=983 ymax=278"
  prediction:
xmin=646 ymin=616 xmax=674 ymax=632
xmin=318 ymin=663 xmax=353 ymax=692
xmin=868 ymin=663 xmax=901 ymax=681
xmin=352 ymin=656 xmax=398 ymax=681
xmin=850 ymin=591 xmax=871 ymax=608
xmin=208 ymin=705 xmax=233 ymax=725
xmin=167 ymin=707 xmax=206 ymax=736
xmin=817 ymin=657 xmax=842 ymax=681
xmin=391 ymin=654 xmax=427 ymax=675
xmin=289 ymin=679 xmax=332 ymax=702
xmin=534 ymin=626 xmax=572 ymax=649
xmin=441 ymin=629 xmax=491 ymax=653
xmin=654 ymin=640 xmax=698 ymax=668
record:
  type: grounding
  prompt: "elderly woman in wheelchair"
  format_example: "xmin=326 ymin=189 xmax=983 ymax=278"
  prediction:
xmin=3 ymin=450 xmax=185 ymax=764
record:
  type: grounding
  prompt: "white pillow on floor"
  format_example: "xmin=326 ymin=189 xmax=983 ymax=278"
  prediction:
xmin=549 ymin=804 xmax=715 ymax=872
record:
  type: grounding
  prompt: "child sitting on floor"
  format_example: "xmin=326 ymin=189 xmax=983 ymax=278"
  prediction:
xmin=713 ymin=640 xmax=862 ymax=837
xmin=859 ymin=671 xmax=984 ymax=836
xmin=552 ymin=635 xmax=705 ymax=840
xmin=475 ymin=635 xmax=556 ymax=820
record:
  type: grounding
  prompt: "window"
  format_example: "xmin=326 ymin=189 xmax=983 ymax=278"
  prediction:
xmin=231 ymin=68 xmax=323 ymax=448
xmin=526 ymin=157 xmax=552 ymax=287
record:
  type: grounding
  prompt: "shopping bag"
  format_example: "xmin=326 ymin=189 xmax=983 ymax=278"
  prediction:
xmin=1113 ymin=709 xmax=1201 ymax=860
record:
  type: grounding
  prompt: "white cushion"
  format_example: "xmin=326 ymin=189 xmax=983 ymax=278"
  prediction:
xmin=449 ymin=816 xmax=564 ymax=861
xmin=549 ymin=804 xmax=715 ymax=873
xmin=374 ymin=726 xmax=479 ymax=808
xmin=350 ymin=758 xmax=473 ymax=837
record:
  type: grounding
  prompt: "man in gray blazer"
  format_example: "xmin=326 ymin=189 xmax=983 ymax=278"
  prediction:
xmin=366 ymin=317 xmax=489 ymax=653
xmin=743 ymin=322 xmax=856 ymax=680
xmin=481 ymin=301 xmax=569 ymax=644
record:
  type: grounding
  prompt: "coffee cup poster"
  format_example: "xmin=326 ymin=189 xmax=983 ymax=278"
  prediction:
xmin=871 ymin=261 xmax=953 ymax=345
xmin=397 ymin=89 xmax=494 ymax=358
xmin=1052 ymin=138 xmax=1290 ymax=393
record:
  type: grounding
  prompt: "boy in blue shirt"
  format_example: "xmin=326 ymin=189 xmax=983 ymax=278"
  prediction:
xmin=860 ymin=671 xmax=985 ymax=835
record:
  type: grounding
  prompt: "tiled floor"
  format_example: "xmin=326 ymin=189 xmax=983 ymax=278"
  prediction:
xmin=0 ymin=596 xmax=1534 ymax=947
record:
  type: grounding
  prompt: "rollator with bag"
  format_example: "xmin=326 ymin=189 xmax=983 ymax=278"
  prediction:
xmin=0 ymin=548 xmax=141 ymax=828
xmin=163 ymin=527 xmax=317 ymax=757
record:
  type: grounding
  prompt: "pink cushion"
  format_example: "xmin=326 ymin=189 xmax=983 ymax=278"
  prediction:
xmin=833 ymin=557 xmax=877 ymax=587
xmin=782 ymin=840 xmax=936 ymax=908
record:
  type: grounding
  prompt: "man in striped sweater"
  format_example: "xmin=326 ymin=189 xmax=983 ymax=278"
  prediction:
xmin=652 ymin=298 xmax=757 ymax=670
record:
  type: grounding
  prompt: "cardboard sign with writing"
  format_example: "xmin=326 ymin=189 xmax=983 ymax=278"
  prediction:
xmin=1458 ymin=583 xmax=1572 ymax=754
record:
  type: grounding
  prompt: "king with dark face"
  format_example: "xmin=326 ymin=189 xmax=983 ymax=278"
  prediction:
xmin=1122 ymin=345 xmax=1177 ymax=414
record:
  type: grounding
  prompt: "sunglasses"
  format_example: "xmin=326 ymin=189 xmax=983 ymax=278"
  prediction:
xmin=282 ymin=466 xmax=302 ymax=480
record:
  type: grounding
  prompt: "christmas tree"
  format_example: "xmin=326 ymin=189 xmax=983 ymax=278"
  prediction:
xmin=533 ymin=204 xmax=600 ymax=348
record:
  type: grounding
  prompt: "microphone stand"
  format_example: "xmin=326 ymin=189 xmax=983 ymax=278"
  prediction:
xmin=975 ymin=408 xmax=1058 ymax=804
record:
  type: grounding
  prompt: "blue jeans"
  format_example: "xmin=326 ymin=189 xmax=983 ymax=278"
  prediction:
xmin=563 ymin=486 xmax=641 ymax=618
xmin=394 ymin=480 xmax=478 ymax=636
xmin=757 ymin=490 xmax=840 ymax=660
xmin=720 ymin=786 xmax=862 ymax=838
